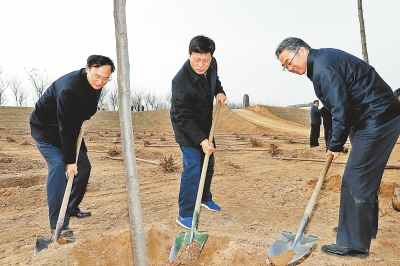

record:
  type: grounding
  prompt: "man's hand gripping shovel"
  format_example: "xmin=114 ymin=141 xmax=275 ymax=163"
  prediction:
xmin=169 ymin=103 xmax=221 ymax=264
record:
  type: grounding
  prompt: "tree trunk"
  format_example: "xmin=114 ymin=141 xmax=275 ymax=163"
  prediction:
xmin=113 ymin=1 xmax=149 ymax=265
xmin=358 ymin=0 xmax=369 ymax=63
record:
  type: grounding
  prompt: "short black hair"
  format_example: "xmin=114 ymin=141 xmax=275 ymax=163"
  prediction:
xmin=313 ymin=100 xmax=319 ymax=104
xmin=189 ymin=35 xmax=215 ymax=55
xmin=394 ymin=88 xmax=400 ymax=97
xmin=87 ymin=55 xmax=115 ymax=73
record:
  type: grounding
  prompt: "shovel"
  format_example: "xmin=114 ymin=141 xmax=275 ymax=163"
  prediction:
xmin=34 ymin=122 xmax=86 ymax=256
xmin=268 ymin=153 xmax=333 ymax=265
xmin=169 ymin=103 xmax=221 ymax=263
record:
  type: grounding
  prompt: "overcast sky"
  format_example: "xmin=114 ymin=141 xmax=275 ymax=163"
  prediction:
xmin=1 ymin=0 xmax=399 ymax=107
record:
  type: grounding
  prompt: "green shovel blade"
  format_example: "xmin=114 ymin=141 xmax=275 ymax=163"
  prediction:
xmin=169 ymin=229 xmax=208 ymax=262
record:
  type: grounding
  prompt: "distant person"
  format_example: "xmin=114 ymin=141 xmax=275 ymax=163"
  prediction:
xmin=141 ymin=105 xmax=144 ymax=112
xmin=310 ymin=99 xmax=321 ymax=148
xmin=394 ymin=88 xmax=400 ymax=100
xmin=320 ymin=106 xmax=332 ymax=151
xmin=30 ymin=55 xmax=115 ymax=237
xmin=275 ymin=37 xmax=400 ymax=258
xmin=170 ymin=35 xmax=227 ymax=229
xmin=320 ymin=106 xmax=349 ymax=153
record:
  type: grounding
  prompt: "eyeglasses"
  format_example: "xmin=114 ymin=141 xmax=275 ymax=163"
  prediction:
xmin=90 ymin=70 xmax=112 ymax=82
xmin=282 ymin=47 xmax=300 ymax=71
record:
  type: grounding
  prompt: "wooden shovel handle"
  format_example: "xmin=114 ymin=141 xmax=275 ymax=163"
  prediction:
xmin=304 ymin=153 xmax=334 ymax=217
xmin=54 ymin=122 xmax=86 ymax=241
xmin=193 ymin=103 xmax=221 ymax=215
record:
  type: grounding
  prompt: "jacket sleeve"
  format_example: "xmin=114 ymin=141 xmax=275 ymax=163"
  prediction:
xmin=171 ymin=80 xmax=208 ymax=145
xmin=317 ymin=69 xmax=351 ymax=152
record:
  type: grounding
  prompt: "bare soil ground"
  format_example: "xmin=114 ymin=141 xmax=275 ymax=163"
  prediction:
xmin=0 ymin=105 xmax=399 ymax=266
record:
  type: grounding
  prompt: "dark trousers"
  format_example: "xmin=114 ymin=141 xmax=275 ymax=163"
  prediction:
xmin=179 ymin=146 xmax=214 ymax=217
xmin=36 ymin=141 xmax=91 ymax=228
xmin=336 ymin=115 xmax=400 ymax=252
xmin=310 ymin=124 xmax=320 ymax=147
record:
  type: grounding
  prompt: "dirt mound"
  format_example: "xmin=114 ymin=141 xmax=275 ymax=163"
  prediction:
xmin=29 ymin=228 xmax=268 ymax=265
xmin=217 ymin=105 xmax=267 ymax=134
xmin=253 ymin=105 xmax=310 ymax=127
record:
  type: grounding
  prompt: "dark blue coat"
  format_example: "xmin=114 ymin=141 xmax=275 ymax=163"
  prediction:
xmin=30 ymin=68 xmax=101 ymax=164
xmin=306 ymin=48 xmax=400 ymax=152
xmin=170 ymin=57 xmax=225 ymax=147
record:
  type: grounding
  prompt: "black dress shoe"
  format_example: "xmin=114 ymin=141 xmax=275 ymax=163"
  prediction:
xmin=72 ymin=210 xmax=91 ymax=218
xmin=321 ymin=244 xmax=369 ymax=258
xmin=333 ymin=226 xmax=376 ymax=239
xmin=51 ymin=225 xmax=74 ymax=237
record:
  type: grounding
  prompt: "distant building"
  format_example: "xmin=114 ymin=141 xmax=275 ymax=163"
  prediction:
xmin=287 ymin=102 xmax=312 ymax=109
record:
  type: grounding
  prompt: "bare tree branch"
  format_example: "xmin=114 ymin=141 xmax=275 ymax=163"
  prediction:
xmin=0 ymin=64 xmax=10 ymax=106
xmin=105 ymin=80 xmax=119 ymax=110
xmin=8 ymin=75 xmax=24 ymax=106
xmin=26 ymin=68 xmax=51 ymax=103
xmin=144 ymin=91 xmax=157 ymax=110
xmin=17 ymin=90 xmax=29 ymax=107
xmin=163 ymin=90 xmax=171 ymax=109
xmin=131 ymin=87 xmax=145 ymax=111
xmin=99 ymin=87 xmax=109 ymax=109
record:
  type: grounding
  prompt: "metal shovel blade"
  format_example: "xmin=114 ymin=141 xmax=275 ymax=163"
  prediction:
xmin=169 ymin=229 xmax=208 ymax=262
xmin=34 ymin=235 xmax=54 ymax=256
xmin=34 ymin=235 xmax=75 ymax=256
xmin=268 ymin=231 xmax=318 ymax=264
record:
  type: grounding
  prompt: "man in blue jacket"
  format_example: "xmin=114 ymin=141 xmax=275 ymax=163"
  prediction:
xmin=310 ymin=99 xmax=321 ymax=148
xmin=30 ymin=55 xmax=115 ymax=236
xmin=275 ymin=37 xmax=400 ymax=258
xmin=170 ymin=35 xmax=226 ymax=229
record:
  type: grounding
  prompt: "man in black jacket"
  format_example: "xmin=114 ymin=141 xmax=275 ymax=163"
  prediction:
xmin=170 ymin=35 xmax=226 ymax=229
xmin=30 ymin=55 xmax=115 ymax=236
xmin=310 ymin=99 xmax=321 ymax=147
xmin=275 ymin=37 xmax=400 ymax=258
xmin=320 ymin=105 xmax=332 ymax=151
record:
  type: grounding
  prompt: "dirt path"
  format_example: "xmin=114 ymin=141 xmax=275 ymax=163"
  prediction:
xmin=232 ymin=109 xmax=309 ymax=136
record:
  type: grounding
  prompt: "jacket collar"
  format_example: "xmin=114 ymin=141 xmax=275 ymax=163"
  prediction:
xmin=307 ymin=49 xmax=318 ymax=82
